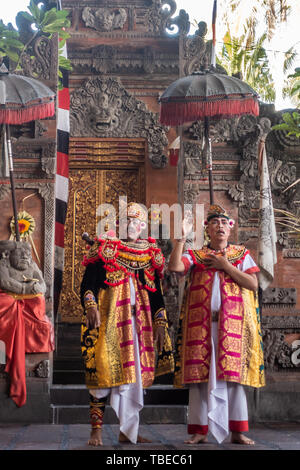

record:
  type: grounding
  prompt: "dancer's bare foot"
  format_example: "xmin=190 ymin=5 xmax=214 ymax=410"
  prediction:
xmin=119 ymin=431 xmax=152 ymax=444
xmin=231 ymin=432 xmax=255 ymax=445
xmin=88 ymin=428 xmax=103 ymax=446
xmin=184 ymin=433 xmax=208 ymax=444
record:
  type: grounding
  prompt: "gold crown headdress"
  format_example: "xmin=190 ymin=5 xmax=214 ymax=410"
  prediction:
xmin=204 ymin=204 xmax=235 ymax=227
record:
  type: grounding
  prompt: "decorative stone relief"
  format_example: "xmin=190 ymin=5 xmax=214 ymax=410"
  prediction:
xmin=82 ymin=7 xmax=127 ymax=32
xmin=10 ymin=142 xmax=56 ymax=179
xmin=20 ymin=35 xmax=58 ymax=81
xmin=41 ymin=143 xmax=57 ymax=178
xmin=69 ymin=44 xmax=179 ymax=75
xmin=262 ymin=315 xmax=300 ymax=371
xmin=70 ymin=76 xmax=168 ymax=168
xmin=34 ymin=360 xmax=50 ymax=378
xmin=261 ymin=287 xmax=297 ymax=307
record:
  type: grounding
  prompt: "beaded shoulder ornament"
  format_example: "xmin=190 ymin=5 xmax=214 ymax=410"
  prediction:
xmin=82 ymin=237 xmax=164 ymax=292
xmin=189 ymin=244 xmax=249 ymax=269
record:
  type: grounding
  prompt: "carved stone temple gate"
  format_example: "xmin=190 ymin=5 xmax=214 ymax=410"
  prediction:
xmin=0 ymin=0 xmax=299 ymax=424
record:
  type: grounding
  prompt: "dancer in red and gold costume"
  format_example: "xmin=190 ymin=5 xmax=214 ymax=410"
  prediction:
xmin=169 ymin=205 xmax=265 ymax=445
xmin=80 ymin=202 xmax=174 ymax=446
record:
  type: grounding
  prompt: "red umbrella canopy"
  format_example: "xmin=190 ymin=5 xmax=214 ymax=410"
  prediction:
xmin=159 ymin=70 xmax=259 ymax=126
xmin=0 ymin=64 xmax=55 ymax=125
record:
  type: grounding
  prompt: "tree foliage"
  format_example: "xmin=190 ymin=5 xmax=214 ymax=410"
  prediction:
xmin=0 ymin=0 xmax=71 ymax=85
xmin=272 ymin=111 xmax=300 ymax=137
xmin=282 ymin=68 xmax=300 ymax=108
xmin=217 ymin=22 xmax=275 ymax=103
xmin=0 ymin=20 xmax=24 ymax=63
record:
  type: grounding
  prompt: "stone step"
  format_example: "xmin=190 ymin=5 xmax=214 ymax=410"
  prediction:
xmin=51 ymin=384 xmax=188 ymax=406
xmin=53 ymin=370 xmax=86 ymax=385
xmin=50 ymin=384 xmax=188 ymax=424
xmin=50 ymin=404 xmax=188 ymax=425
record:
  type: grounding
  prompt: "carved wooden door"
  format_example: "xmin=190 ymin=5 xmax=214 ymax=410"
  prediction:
xmin=59 ymin=138 xmax=145 ymax=322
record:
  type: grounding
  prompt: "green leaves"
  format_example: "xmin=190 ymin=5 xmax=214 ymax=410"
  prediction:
xmin=1 ymin=1 xmax=72 ymax=85
xmin=19 ymin=1 xmax=71 ymax=38
xmin=0 ymin=20 xmax=23 ymax=62
xmin=272 ymin=111 xmax=300 ymax=137
xmin=283 ymin=68 xmax=300 ymax=107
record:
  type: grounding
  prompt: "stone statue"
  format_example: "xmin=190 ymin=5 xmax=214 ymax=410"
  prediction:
xmin=0 ymin=240 xmax=46 ymax=295
xmin=0 ymin=240 xmax=53 ymax=408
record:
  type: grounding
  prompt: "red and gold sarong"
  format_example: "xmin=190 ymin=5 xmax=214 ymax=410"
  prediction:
xmin=175 ymin=250 xmax=265 ymax=389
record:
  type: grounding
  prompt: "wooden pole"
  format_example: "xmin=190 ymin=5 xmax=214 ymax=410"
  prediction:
xmin=204 ymin=117 xmax=214 ymax=204
xmin=6 ymin=124 xmax=20 ymax=241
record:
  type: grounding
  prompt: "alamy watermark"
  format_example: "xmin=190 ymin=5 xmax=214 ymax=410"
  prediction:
xmin=96 ymin=196 xmax=205 ymax=249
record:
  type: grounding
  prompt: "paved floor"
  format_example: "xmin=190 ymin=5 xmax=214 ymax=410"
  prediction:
xmin=1 ymin=421 xmax=300 ymax=452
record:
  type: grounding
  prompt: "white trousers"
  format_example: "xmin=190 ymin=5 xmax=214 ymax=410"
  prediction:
xmin=89 ymin=316 xmax=143 ymax=443
xmin=188 ymin=322 xmax=248 ymax=443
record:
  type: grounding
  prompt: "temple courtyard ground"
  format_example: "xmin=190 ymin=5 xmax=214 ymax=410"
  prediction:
xmin=1 ymin=422 xmax=300 ymax=454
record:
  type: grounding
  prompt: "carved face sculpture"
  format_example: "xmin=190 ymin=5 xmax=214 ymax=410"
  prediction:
xmin=88 ymin=101 xmax=119 ymax=135
xmin=95 ymin=9 xmax=114 ymax=31
xmin=9 ymin=243 xmax=32 ymax=271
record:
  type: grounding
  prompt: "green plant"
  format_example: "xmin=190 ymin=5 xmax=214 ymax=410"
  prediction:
xmin=0 ymin=20 xmax=23 ymax=63
xmin=272 ymin=111 xmax=300 ymax=137
xmin=18 ymin=0 xmax=72 ymax=83
xmin=217 ymin=23 xmax=275 ymax=102
xmin=283 ymin=67 xmax=300 ymax=108
xmin=0 ymin=1 xmax=72 ymax=86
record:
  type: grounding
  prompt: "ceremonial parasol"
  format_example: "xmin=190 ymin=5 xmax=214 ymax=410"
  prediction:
xmin=0 ymin=63 xmax=55 ymax=241
xmin=159 ymin=0 xmax=259 ymax=204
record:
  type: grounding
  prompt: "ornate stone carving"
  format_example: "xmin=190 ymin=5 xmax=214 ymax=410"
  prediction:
xmin=82 ymin=7 xmax=127 ymax=32
xmin=283 ymin=249 xmax=300 ymax=258
xmin=70 ymin=77 xmax=168 ymax=168
xmin=182 ymin=22 xmax=208 ymax=75
xmin=262 ymin=315 xmax=300 ymax=371
xmin=34 ymin=359 xmax=50 ymax=378
xmin=20 ymin=35 xmax=58 ymax=82
xmin=69 ymin=44 xmax=179 ymax=75
xmin=261 ymin=287 xmax=297 ymax=307
xmin=165 ymin=5 xmax=190 ymax=37
xmin=41 ymin=143 xmax=57 ymax=178
xmin=262 ymin=328 xmax=285 ymax=370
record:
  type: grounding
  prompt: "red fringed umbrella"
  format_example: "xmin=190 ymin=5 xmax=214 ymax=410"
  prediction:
xmin=159 ymin=70 xmax=259 ymax=126
xmin=0 ymin=64 xmax=55 ymax=241
xmin=160 ymin=69 xmax=259 ymax=204
xmin=159 ymin=0 xmax=259 ymax=204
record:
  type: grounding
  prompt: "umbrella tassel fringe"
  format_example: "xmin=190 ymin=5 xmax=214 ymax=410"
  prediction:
xmin=0 ymin=102 xmax=55 ymax=125
xmin=160 ymin=99 xmax=259 ymax=126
